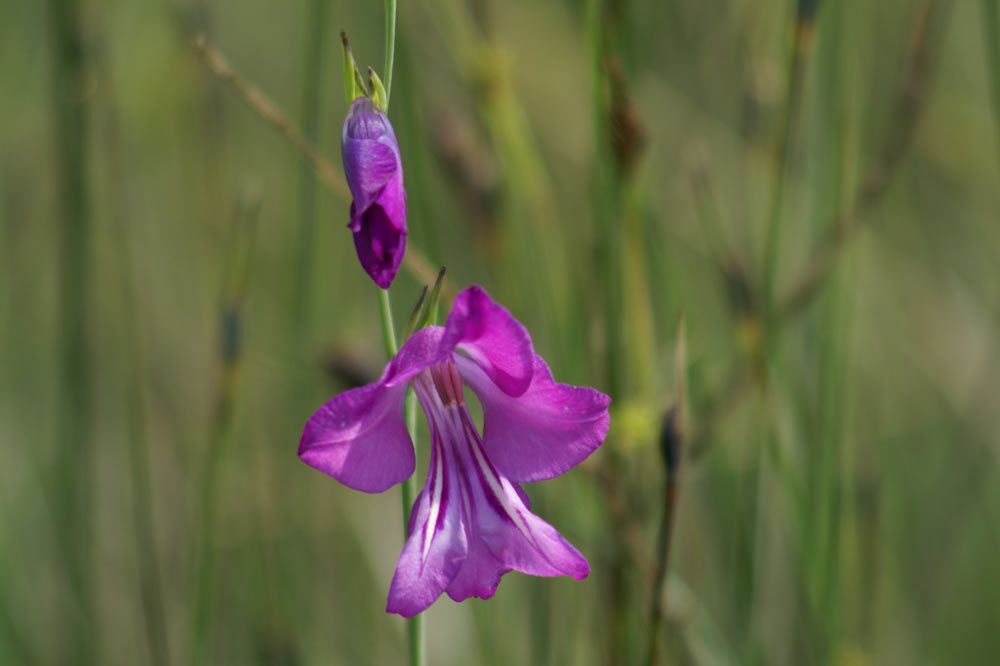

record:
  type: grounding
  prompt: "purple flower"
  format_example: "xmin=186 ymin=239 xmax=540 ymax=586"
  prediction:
xmin=341 ymin=97 xmax=407 ymax=288
xmin=300 ymin=286 xmax=610 ymax=616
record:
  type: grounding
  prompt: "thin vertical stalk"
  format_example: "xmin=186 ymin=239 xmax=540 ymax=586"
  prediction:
xmin=645 ymin=320 xmax=686 ymax=666
xmin=93 ymin=11 xmax=171 ymax=662
xmin=190 ymin=195 xmax=261 ymax=666
xmin=404 ymin=389 xmax=423 ymax=666
xmin=378 ymin=3 xmax=422 ymax=655
xmin=809 ymin=265 xmax=848 ymax=662
xmin=47 ymin=0 xmax=95 ymax=662
xmin=761 ymin=5 xmax=817 ymax=317
xmin=377 ymin=287 xmax=423 ymax=666
xmin=384 ymin=0 xmax=398 ymax=103
xmin=800 ymin=1 xmax=849 ymax=660
xmin=292 ymin=0 xmax=331 ymax=359
xmin=982 ymin=0 xmax=1000 ymax=167
xmin=586 ymin=0 xmax=629 ymax=662
xmin=378 ymin=288 xmax=399 ymax=357
xmin=121 ymin=279 xmax=170 ymax=666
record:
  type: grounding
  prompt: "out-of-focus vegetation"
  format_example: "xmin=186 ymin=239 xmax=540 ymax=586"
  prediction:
xmin=2 ymin=0 xmax=999 ymax=664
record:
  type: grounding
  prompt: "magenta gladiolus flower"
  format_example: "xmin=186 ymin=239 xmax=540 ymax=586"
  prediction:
xmin=341 ymin=97 xmax=407 ymax=288
xmin=299 ymin=286 xmax=610 ymax=616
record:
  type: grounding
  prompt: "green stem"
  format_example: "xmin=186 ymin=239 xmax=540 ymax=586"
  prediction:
xmin=292 ymin=0 xmax=330 ymax=360
xmin=381 ymin=5 xmax=421 ymax=660
xmin=384 ymin=0 xmax=398 ymax=104
xmin=762 ymin=13 xmax=813 ymax=319
xmin=982 ymin=0 xmax=1000 ymax=167
xmin=190 ymin=196 xmax=260 ymax=666
xmin=378 ymin=287 xmax=399 ymax=357
xmin=377 ymin=286 xmax=424 ymax=666
xmin=48 ymin=0 xmax=95 ymax=661
xmin=96 ymin=32 xmax=171 ymax=663
xmin=404 ymin=390 xmax=423 ymax=666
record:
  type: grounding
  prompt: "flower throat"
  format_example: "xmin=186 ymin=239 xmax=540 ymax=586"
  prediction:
xmin=428 ymin=358 xmax=465 ymax=408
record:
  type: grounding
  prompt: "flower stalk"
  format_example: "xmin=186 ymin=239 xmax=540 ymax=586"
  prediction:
xmin=377 ymin=4 xmax=420 ymax=657
xmin=384 ymin=0 xmax=397 ymax=103
xmin=375 ymin=287 xmax=424 ymax=666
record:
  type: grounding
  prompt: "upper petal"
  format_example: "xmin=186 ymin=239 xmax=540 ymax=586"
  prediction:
xmin=456 ymin=354 xmax=610 ymax=482
xmin=343 ymin=98 xmax=390 ymax=141
xmin=299 ymin=372 xmax=413 ymax=493
xmin=383 ymin=326 xmax=448 ymax=388
xmin=441 ymin=286 xmax=534 ymax=397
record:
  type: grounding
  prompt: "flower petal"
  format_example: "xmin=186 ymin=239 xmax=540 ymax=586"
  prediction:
xmin=441 ymin=286 xmax=534 ymax=397
xmin=351 ymin=200 xmax=407 ymax=289
xmin=343 ymin=98 xmax=390 ymax=141
xmin=341 ymin=99 xmax=401 ymax=212
xmin=386 ymin=433 xmax=468 ymax=617
xmin=341 ymin=98 xmax=407 ymax=288
xmin=444 ymin=539 xmax=508 ymax=602
xmin=342 ymin=139 xmax=398 ymax=212
xmin=481 ymin=479 xmax=589 ymax=580
xmin=383 ymin=326 xmax=447 ymax=388
xmin=444 ymin=413 xmax=588 ymax=601
xmin=299 ymin=373 xmax=412 ymax=493
xmin=456 ymin=354 xmax=610 ymax=482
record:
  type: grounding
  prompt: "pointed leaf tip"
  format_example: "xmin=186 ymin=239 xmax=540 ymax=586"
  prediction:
xmin=340 ymin=30 xmax=368 ymax=103
xmin=369 ymin=67 xmax=388 ymax=112
xmin=404 ymin=286 xmax=429 ymax=340
xmin=424 ymin=266 xmax=447 ymax=327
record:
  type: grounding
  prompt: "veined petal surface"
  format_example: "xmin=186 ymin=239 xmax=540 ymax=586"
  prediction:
xmin=386 ymin=426 xmax=468 ymax=618
xmin=299 ymin=376 xmax=412 ymax=493
xmin=445 ymin=408 xmax=589 ymax=601
xmin=456 ymin=353 xmax=610 ymax=482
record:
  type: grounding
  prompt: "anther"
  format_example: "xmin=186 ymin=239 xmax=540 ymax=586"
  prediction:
xmin=447 ymin=361 xmax=466 ymax=406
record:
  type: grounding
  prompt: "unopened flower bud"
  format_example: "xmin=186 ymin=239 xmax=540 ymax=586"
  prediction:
xmin=341 ymin=97 xmax=407 ymax=288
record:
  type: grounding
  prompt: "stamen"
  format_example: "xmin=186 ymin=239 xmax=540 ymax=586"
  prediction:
xmin=429 ymin=358 xmax=465 ymax=407
xmin=429 ymin=364 xmax=452 ymax=406
xmin=447 ymin=361 xmax=465 ymax=406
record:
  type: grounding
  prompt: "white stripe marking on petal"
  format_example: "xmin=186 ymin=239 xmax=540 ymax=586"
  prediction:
xmin=463 ymin=416 xmax=539 ymax=550
xmin=422 ymin=438 xmax=445 ymax=564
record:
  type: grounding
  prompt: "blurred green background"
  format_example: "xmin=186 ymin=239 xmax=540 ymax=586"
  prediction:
xmin=3 ymin=0 xmax=999 ymax=664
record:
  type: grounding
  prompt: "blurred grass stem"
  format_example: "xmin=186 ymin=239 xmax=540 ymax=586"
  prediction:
xmin=694 ymin=0 xmax=950 ymax=462
xmin=776 ymin=0 xmax=947 ymax=319
xmin=762 ymin=7 xmax=815 ymax=318
xmin=190 ymin=195 xmax=261 ymax=666
xmin=47 ymin=0 xmax=96 ymax=661
xmin=93 ymin=9 xmax=171 ymax=661
xmin=980 ymin=0 xmax=1000 ymax=165
xmin=292 ymin=0 xmax=331 ymax=359
xmin=193 ymin=37 xmax=348 ymax=197
xmin=645 ymin=319 xmax=687 ymax=666
xmin=586 ymin=0 xmax=636 ymax=661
